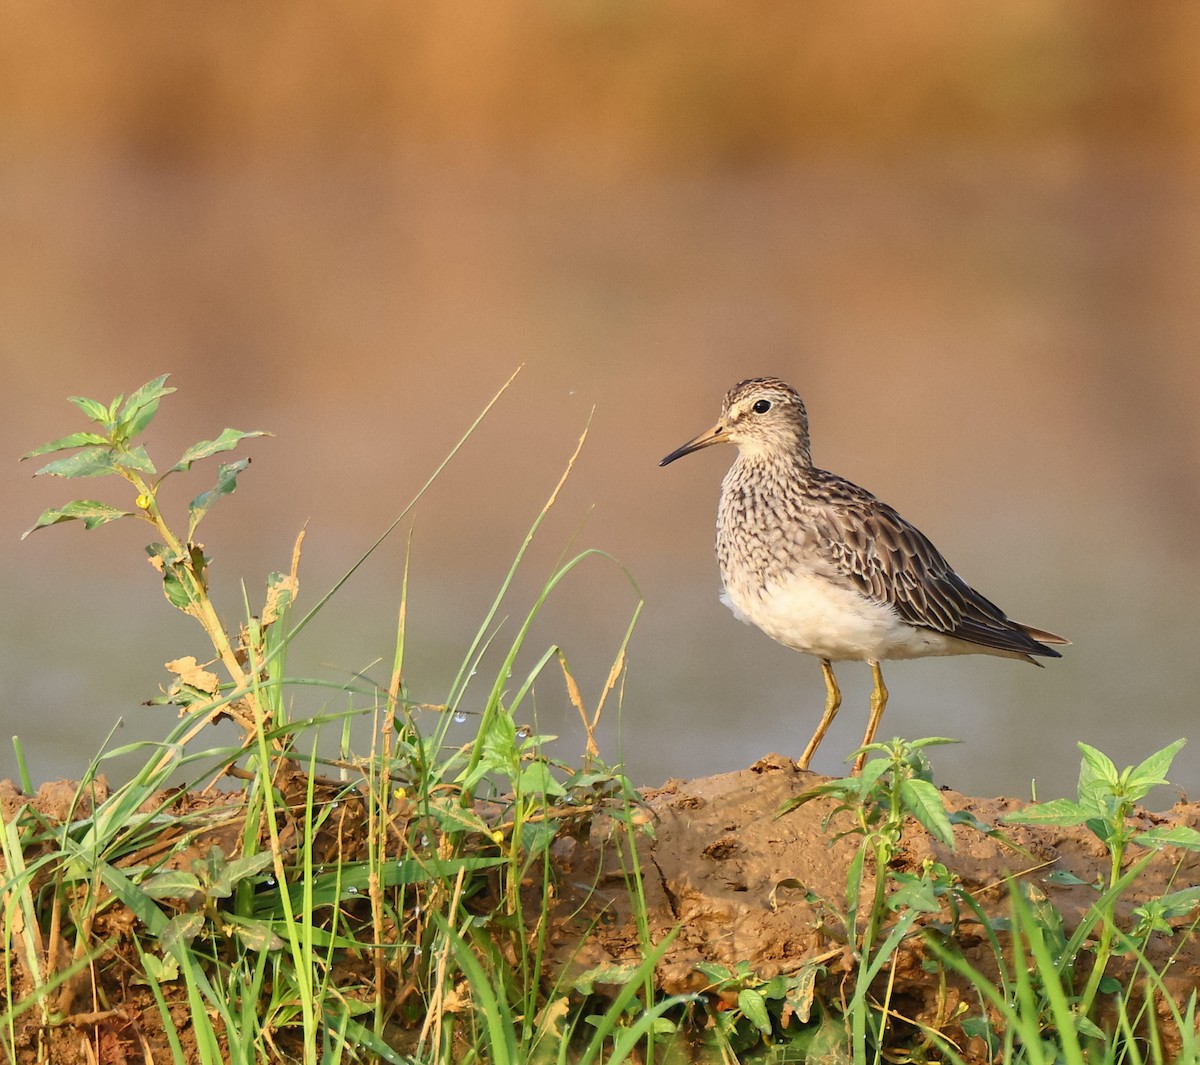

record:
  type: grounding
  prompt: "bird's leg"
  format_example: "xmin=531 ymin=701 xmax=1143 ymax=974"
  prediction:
xmin=798 ymin=658 xmax=841 ymax=770
xmin=852 ymin=660 xmax=889 ymax=773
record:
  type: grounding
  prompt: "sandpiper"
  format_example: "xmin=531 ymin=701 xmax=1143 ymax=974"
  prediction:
xmin=661 ymin=377 xmax=1067 ymax=772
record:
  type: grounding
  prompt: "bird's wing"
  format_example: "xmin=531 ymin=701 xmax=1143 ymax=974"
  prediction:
xmin=804 ymin=471 xmax=1052 ymax=658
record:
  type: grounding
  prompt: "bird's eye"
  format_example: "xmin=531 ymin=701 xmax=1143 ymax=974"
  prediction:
xmin=752 ymin=399 xmax=772 ymax=414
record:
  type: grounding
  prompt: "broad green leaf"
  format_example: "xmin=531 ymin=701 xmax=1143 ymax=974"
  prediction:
xmin=1134 ymin=824 xmax=1200 ymax=852
xmin=68 ymin=394 xmax=113 ymax=424
xmin=1156 ymin=884 xmax=1200 ymax=915
xmin=20 ymin=500 xmax=132 ymax=539
xmin=1003 ymin=797 xmax=1090 ymax=827
xmin=887 ymin=873 xmax=940 ymax=913
xmin=738 ymin=988 xmax=772 ymax=1035
xmin=1129 ymin=738 xmax=1186 ymax=796
xmin=22 ymin=431 xmax=110 ymax=459
xmin=159 ymin=912 xmax=205 ymax=959
xmin=1084 ymin=743 xmax=1118 ymax=796
xmin=123 ymin=399 xmax=161 ymax=439
xmin=187 ymin=458 xmax=250 ymax=539
xmin=34 ymin=447 xmax=117 ymax=479
xmin=899 ymin=776 xmax=954 ymax=848
xmin=112 ymin=444 xmax=157 ymax=475
xmin=857 ymin=754 xmax=892 ymax=794
xmin=209 ymin=851 xmax=275 ymax=897
xmin=1043 ymin=869 xmax=1093 ymax=887
xmin=140 ymin=870 xmax=203 ymax=900
xmin=518 ymin=762 xmax=568 ymax=796
xmin=230 ymin=920 xmax=283 ymax=953
xmin=170 ymin=428 xmax=269 ymax=472
xmin=118 ymin=374 xmax=174 ymax=437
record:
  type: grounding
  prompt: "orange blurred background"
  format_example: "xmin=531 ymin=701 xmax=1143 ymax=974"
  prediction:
xmin=3 ymin=3 xmax=1199 ymax=798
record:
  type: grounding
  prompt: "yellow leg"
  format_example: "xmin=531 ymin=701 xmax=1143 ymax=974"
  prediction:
xmin=798 ymin=658 xmax=841 ymax=770
xmin=852 ymin=660 xmax=889 ymax=774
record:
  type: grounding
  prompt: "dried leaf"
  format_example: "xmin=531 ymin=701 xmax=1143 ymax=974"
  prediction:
xmin=165 ymin=656 xmax=220 ymax=695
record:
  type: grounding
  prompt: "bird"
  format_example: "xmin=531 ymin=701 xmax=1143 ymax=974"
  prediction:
xmin=660 ymin=377 xmax=1068 ymax=773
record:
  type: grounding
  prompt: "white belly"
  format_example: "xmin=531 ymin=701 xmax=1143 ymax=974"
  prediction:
xmin=720 ymin=569 xmax=971 ymax=662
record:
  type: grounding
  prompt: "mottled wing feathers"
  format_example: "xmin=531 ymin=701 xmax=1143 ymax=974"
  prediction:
xmin=806 ymin=469 xmax=1063 ymax=660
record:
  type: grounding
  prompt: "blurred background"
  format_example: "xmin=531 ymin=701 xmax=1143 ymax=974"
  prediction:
xmin=2 ymin=2 xmax=1198 ymax=800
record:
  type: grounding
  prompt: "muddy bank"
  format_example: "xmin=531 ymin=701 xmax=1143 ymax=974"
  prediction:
xmin=5 ymin=756 xmax=1200 ymax=1062
xmin=548 ymin=754 xmax=1200 ymax=1054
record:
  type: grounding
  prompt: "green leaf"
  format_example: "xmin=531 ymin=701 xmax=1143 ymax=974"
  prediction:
xmin=118 ymin=374 xmax=174 ymax=437
xmin=1155 ymin=884 xmax=1200 ymax=916
xmin=139 ymin=953 xmax=180 ymax=984
xmin=517 ymin=760 xmax=567 ymax=798
xmin=141 ymin=871 xmax=203 ymax=900
xmin=1134 ymin=825 xmax=1200 ymax=852
xmin=1077 ymin=742 xmax=1120 ymax=812
xmin=1129 ymin=739 xmax=1186 ymax=795
xmin=21 ymin=500 xmax=133 ymax=539
xmin=170 ymin=428 xmax=270 ymax=472
xmin=112 ymin=444 xmax=157 ymax=475
xmin=230 ymin=920 xmax=283 ymax=953
xmin=146 ymin=543 xmax=196 ymax=611
xmin=187 ymin=458 xmax=250 ymax=539
xmin=209 ymin=851 xmax=276 ymax=897
xmin=738 ymin=988 xmax=772 ymax=1035
xmin=22 ymin=431 xmax=111 ymax=459
xmin=159 ymin=912 xmax=205 ymax=959
xmin=908 ymin=737 xmax=961 ymax=750
xmin=899 ymin=777 xmax=955 ymax=848
xmin=1003 ymin=797 xmax=1090 ymax=827
xmin=947 ymin=809 xmax=998 ymax=836
xmin=68 ymin=394 xmax=113 ymax=424
xmin=34 ymin=447 xmax=118 ymax=479
xmin=887 ymin=873 xmax=941 ymax=913
xmin=1043 ymin=869 xmax=1093 ymax=887
xmin=857 ymin=754 xmax=892 ymax=794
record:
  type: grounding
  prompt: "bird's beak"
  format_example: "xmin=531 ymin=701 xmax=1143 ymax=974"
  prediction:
xmin=659 ymin=422 xmax=730 ymax=466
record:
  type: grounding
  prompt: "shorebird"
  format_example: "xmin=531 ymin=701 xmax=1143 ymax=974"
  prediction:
xmin=660 ymin=377 xmax=1067 ymax=772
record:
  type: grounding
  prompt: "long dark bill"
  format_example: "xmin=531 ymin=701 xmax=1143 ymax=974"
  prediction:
xmin=659 ymin=423 xmax=729 ymax=467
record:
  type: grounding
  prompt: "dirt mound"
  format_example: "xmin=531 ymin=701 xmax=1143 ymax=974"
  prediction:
xmin=549 ymin=755 xmax=1200 ymax=1054
xmin=6 ymin=757 xmax=1200 ymax=1062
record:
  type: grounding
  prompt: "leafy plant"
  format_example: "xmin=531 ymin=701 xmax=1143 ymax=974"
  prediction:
xmin=783 ymin=737 xmax=957 ymax=943
xmin=21 ymin=374 xmax=282 ymax=744
xmin=1004 ymin=739 xmax=1200 ymax=1028
xmin=691 ymin=958 xmax=825 ymax=1058
xmin=778 ymin=737 xmax=964 ymax=1059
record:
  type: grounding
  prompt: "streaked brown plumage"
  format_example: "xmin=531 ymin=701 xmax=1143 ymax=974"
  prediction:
xmin=661 ymin=376 xmax=1068 ymax=772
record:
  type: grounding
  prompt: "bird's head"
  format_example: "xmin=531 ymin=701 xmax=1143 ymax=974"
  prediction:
xmin=660 ymin=377 xmax=811 ymax=467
